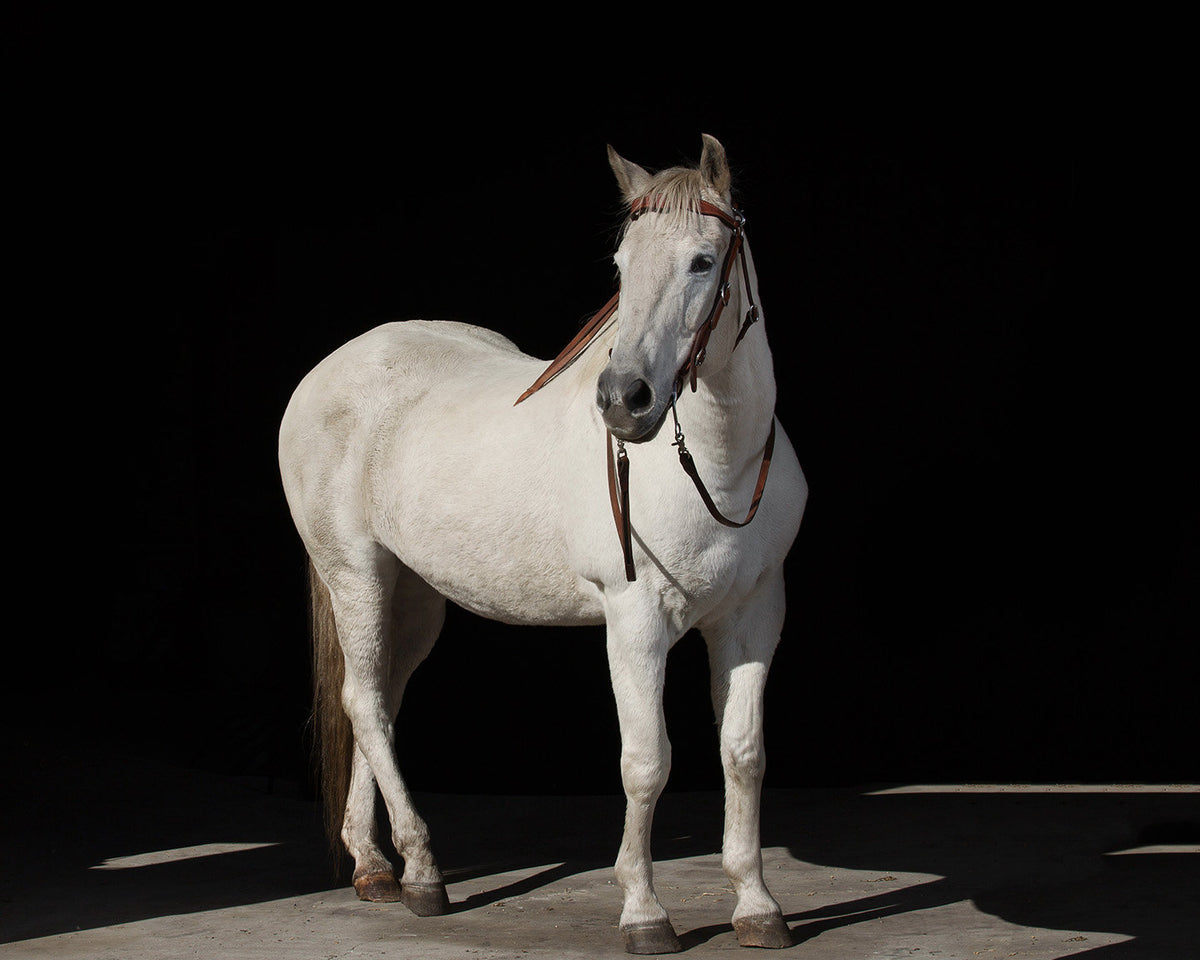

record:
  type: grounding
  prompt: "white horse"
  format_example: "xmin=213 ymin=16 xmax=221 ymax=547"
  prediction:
xmin=278 ymin=134 xmax=807 ymax=954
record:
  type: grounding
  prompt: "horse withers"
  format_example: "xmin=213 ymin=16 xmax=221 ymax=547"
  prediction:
xmin=278 ymin=134 xmax=807 ymax=953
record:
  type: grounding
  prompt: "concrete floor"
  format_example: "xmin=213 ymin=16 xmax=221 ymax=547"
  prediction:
xmin=1 ymin=738 xmax=1196 ymax=959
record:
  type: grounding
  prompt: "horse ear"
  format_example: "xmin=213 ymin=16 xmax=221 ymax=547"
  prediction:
xmin=699 ymin=134 xmax=732 ymax=198
xmin=607 ymin=145 xmax=654 ymax=203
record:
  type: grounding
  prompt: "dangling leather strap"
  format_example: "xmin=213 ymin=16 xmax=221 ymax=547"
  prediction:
xmin=676 ymin=418 xmax=775 ymax=528
xmin=606 ymin=417 xmax=776 ymax=580
xmin=605 ymin=433 xmax=637 ymax=581
xmin=732 ymin=242 xmax=760 ymax=348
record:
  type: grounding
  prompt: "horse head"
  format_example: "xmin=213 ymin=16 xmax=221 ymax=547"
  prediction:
xmin=597 ymin=134 xmax=745 ymax=442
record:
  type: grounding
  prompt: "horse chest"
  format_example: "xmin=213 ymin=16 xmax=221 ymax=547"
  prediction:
xmin=617 ymin=487 xmax=767 ymax=610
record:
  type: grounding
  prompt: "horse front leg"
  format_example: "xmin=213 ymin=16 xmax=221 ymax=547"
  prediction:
xmin=606 ymin=610 xmax=681 ymax=955
xmin=701 ymin=570 xmax=793 ymax=949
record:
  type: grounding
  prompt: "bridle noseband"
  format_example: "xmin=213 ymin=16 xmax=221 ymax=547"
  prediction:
xmin=516 ymin=196 xmax=775 ymax=581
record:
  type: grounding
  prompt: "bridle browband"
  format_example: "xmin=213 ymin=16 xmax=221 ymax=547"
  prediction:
xmin=515 ymin=195 xmax=775 ymax=581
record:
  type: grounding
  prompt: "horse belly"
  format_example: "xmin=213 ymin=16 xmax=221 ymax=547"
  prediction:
xmin=410 ymin=555 xmax=603 ymax=628
xmin=380 ymin=470 xmax=604 ymax=627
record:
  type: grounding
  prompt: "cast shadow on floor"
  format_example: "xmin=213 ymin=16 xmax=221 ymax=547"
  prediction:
xmin=1 ymin=738 xmax=1195 ymax=958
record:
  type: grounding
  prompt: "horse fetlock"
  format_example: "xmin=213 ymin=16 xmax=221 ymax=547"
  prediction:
xmin=732 ymin=877 xmax=781 ymax=910
xmin=616 ymin=880 xmax=673 ymax=942
xmin=349 ymin=840 xmax=392 ymax=866
xmin=398 ymin=854 xmax=442 ymax=887
xmin=391 ymin=822 xmax=436 ymax=870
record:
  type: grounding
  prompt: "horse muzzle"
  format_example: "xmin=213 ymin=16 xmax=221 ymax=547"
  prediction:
xmin=596 ymin=366 xmax=668 ymax=442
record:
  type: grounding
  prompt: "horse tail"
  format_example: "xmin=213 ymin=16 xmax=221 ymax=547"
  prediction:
xmin=308 ymin=558 xmax=352 ymax=871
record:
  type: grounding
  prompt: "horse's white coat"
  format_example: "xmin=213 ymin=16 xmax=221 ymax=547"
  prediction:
xmin=278 ymin=135 xmax=807 ymax=951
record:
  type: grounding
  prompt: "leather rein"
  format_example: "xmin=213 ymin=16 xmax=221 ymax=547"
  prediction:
xmin=515 ymin=197 xmax=775 ymax=581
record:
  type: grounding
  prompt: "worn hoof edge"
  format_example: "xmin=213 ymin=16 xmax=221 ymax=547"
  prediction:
xmin=622 ymin=919 xmax=682 ymax=954
xmin=400 ymin=881 xmax=451 ymax=916
xmin=353 ymin=871 xmax=402 ymax=902
xmin=733 ymin=913 xmax=793 ymax=948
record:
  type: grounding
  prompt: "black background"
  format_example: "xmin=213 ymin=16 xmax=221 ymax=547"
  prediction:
xmin=11 ymin=21 xmax=1194 ymax=799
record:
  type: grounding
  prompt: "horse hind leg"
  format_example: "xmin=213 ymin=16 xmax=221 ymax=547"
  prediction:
xmin=315 ymin=554 xmax=449 ymax=915
xmin=387 ymin=568 xmax=450 ymax=915
xmin=344 ymin=747 xmax=401 ymax=901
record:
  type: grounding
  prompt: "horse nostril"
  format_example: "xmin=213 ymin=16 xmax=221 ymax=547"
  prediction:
xmin=596 ymin=383 xmax=612 ymax=413
xmin=624 ymin=378 xmax=654 ymax=415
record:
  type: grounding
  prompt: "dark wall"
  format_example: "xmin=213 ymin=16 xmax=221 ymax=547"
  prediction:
xmin=16 ymin=30 xmax=1193 ymax=794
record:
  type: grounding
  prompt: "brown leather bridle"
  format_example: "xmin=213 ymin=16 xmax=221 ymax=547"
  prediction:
xmin=630 ymin=196 xmax=761 ymax=395
xmin=515 ymin=197 xmax=775 ymax=581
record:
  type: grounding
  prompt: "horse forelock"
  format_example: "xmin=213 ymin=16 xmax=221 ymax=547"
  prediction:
xmin=620 ymin=166 xmax=733 ymax=238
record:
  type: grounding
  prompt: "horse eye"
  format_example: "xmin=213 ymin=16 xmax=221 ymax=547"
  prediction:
xmin=689 ymin=254 xmax=715 ymax=274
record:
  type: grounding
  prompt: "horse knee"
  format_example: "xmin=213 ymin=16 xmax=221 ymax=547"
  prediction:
xmin=620 ymin=740 xmax=672 ymax=802
xmin=720 ymin=733 xmax=764 ymax=785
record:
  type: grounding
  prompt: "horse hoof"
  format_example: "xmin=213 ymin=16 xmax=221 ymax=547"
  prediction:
xmin=353 ymin=871 xmax=402 ymax=902
xmin=400 ymin=881 xmax=451 ymax=916
xmin=622 ymin=920 xmax=682 ymax=954
xmin=733 ymin=913 xmax=793 ymax=948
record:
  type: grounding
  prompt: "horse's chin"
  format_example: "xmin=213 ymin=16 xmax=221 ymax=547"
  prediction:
xmin=605 ymin=403 xmax=670 ymax=444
